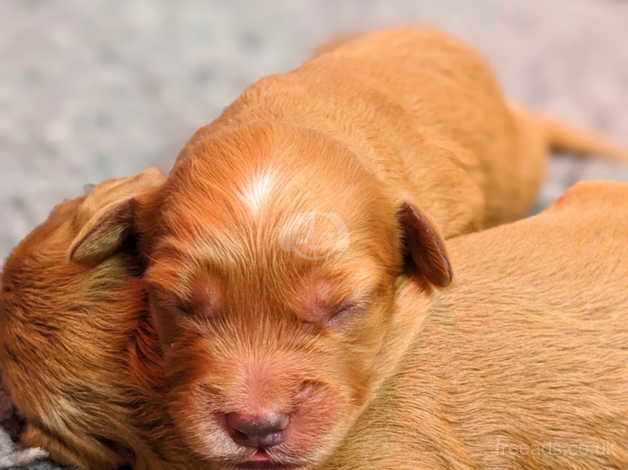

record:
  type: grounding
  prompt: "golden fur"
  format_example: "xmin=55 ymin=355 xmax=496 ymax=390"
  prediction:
xmin=0 ymin=169 xmax=193 ymax=470
xmin=3 ymin=27 xmax=627 ymax=469
xmin=173 ymin=27 xmax=626 ymax=235
xmin=2 ymin=180 xmax=626 ymax=469
xmin=325 ymin=180 xmax=628 ymax=469
xmin=63 ymin=28 xmax=626 ymax=469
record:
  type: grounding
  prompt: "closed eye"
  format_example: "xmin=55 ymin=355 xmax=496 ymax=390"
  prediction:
xmin=327 ymin=295 xmax=373 ymax=328
xmin=148 ymin=286 xmax=193 ymax=316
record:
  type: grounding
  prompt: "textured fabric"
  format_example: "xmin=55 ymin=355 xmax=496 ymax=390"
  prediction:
xmin=0 ymin=374 xmax=58 ymax=469
xmin=1 ymin=1 xmax=627 ymax=468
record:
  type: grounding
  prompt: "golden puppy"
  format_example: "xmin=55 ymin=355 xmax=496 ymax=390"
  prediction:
xmin=0 ymin=169 xmax=191 ymax=470
xmin=325 ymin=180 xmax=628 ymax=469
xmin=64 ymin=28 xmax=627 ymax=468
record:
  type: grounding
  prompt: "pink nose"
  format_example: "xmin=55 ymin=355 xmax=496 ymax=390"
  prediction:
xmin=226 ymin=411 xmax=290 ymax=449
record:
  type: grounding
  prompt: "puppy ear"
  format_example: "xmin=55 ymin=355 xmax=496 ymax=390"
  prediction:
xmin=69 ymin=200 xmax=135 ymax=266
xmin=69 ymin=168 xmax=166 ymax=266
xmin=398 ymin=202 xmax=453 ymax=287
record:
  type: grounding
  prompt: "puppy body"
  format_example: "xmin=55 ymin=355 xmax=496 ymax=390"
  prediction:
xmin=0 ymin=170 xmax=194 ymax=470
xmin=327 ymin=181 xmax=628 ymax=469
xmin=176 ymin=27 xmax=625 ymax=236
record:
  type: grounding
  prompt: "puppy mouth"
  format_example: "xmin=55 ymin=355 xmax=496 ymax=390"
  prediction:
xmin=232 ymin=450 xmax=296 ymax=469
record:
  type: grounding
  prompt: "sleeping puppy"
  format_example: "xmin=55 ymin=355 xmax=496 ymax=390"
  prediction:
xmin=0 ymin=169 xmax=194 ymax=470
xmin=65 ymin=28 xmax=627 ymax=468
xmin=326 ymin=180 xmax=628 ymax=469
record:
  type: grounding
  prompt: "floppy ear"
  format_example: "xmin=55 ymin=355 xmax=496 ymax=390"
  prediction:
xmin=398 ymin=202 xmax=453 ymax=287
xmin=69 ymin=168 xmax=166 ymax=266
xmin=69 ymin=199 xmax=135 ymax=266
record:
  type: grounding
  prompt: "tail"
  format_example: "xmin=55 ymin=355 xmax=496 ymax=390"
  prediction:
xmin=509 ymin=102 xmax=628 ymax=164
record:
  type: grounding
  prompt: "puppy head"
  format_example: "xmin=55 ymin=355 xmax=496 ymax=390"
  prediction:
xmin=0 ymin=168 xmax=166 ymax=468
xmin=89 ymin=125 xmax=450 ymax=468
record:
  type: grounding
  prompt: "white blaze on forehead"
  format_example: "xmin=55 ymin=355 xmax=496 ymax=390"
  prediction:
xmin=241 ymin=167 xmax=276 ymax=215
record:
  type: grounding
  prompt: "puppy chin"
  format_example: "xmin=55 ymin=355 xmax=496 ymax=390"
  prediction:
xmin=167 ymin=377 xmax=350 ymax=470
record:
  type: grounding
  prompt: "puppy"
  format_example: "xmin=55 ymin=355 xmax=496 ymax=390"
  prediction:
xmin=325 ymin=180 xmax=628 ymax=469
xmin=0 ymin=169 xmax=192 ymax=470
xmin=65 ymin=28 xmax=627 ymax=468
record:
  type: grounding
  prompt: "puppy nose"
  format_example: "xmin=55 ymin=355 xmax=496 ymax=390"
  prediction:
xmin=226 ymin=411 xmax=290 ymax=449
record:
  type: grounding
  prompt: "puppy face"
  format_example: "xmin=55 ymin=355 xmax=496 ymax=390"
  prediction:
xmin=71 ymin=125 xmax=452 ymax=469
